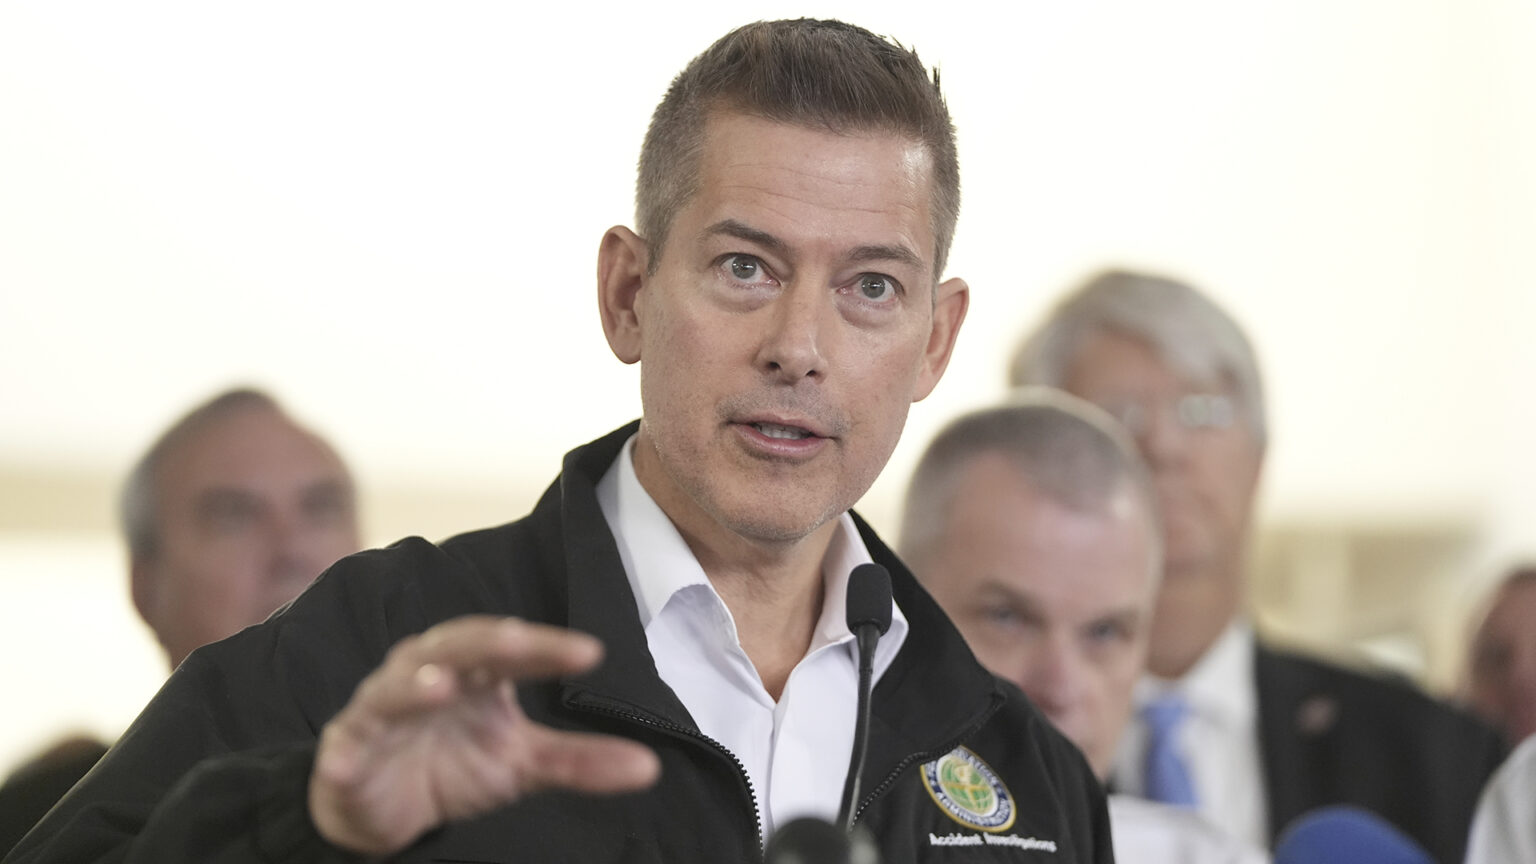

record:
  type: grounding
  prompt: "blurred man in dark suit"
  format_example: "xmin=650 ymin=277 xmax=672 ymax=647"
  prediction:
xmin=901 ymin=391 xmax=1268 ymax=864
xmin=0 ymin=387 xmax=360 ymax=855
xmin=1010 ymin=269 xmax=1504 ymax=863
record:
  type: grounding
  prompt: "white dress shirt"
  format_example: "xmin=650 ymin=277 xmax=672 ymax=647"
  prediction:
xmin=1112 ymin=620 xmax=1269 ymax=849
xmin=595 ymin=435 xmax=909 ymax=838
xmin=1464 ymin=733 xmax=1536 ymax=864
xmin=1109 ymin=795 xmax=1271 ymax=864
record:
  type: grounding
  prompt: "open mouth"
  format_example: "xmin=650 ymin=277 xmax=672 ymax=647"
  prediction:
xmin=752 ymin=422 xmax=814 ymax=440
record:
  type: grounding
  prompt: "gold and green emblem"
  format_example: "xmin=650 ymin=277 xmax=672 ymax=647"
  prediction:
xmin=921 ymin=747 xmax=1016 ymax=832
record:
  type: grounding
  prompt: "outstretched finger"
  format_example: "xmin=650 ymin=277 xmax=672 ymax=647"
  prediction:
xmin=521 ymin=724 xmax=662 ymax=797
xmin=358 ymin=617 xmax=603 ymax=718
xmin=424 ymin=616 xmax=604 ymax=678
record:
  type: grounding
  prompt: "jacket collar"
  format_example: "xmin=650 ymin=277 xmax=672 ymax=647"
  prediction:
xmin=552 ymin=421 xmax=695 ymax=727
xmin=551 ymin=422 xmax=1003 ymax=753
xmin=854 ymin=514 xmax=1005 ymax=771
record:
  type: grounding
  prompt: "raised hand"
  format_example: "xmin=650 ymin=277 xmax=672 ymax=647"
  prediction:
xmin=308 ymin=616 xmax=661 ymax=855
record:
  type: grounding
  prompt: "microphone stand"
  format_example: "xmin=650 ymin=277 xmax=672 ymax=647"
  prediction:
xmin=837 ymin=612 xmax=881 ymax=832
xmin=765 ymin=563 xmax=891 ymax=864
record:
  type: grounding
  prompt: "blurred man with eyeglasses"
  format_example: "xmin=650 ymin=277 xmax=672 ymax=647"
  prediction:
xmin=1009 ymin=269 xmax=1503 ymax=864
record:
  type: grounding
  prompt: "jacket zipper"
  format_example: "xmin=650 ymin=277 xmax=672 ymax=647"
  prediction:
xmin=851 ymin=691 xmax=1005 ymax=826
xmin=570 ymin=697 xmax=766 ymax=856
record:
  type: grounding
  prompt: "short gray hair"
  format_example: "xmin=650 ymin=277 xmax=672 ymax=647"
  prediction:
xmin=899 ymin=388 xmax=1161 ymax=574
xmin=1008 ymin=269 xmax=1267 ymax=445
xmin=638 ymin=18 xmax=960 ymax=277
xmin=120 ymin=388 xmax=284 ymax=561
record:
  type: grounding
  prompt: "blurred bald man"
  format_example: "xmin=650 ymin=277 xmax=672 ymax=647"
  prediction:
xmin=0 ymin=387 xmax=361 ymax=853
xmin=122 ymin=387 xmax=362 ymax=668
xmin=901 ymin=391 xmax=1266 ymax=864
xmin=1010 ymin=269 xmax=1504 ymax=862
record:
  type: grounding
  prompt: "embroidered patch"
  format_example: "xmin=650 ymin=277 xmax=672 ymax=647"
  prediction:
xmin=921 ymin=746 xmax=1016 ymax=832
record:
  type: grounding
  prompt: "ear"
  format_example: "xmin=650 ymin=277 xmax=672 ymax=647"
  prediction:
xmin=911 ymin=276 xmax=969 ymax=402
xmin=129 ymin=556 xmax=157 ymax=629
xmin=597 ymin=225 xmax=649 ymax=365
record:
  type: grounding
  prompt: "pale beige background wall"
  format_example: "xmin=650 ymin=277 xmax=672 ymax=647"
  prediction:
xmin=3 ymin=0 xmax=1532 ymax=776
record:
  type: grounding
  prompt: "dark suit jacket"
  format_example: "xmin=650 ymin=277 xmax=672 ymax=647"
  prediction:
xmin=1255 ymin=642 xmax=1506 ymax=864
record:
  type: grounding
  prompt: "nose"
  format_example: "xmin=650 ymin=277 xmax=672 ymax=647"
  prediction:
xmin=1022 ymin=634 xmax=1083 ymax=716
xmin=755 ymin=282 xmax=828 ymax=383
xmin=1134 ymin=403 xmax=1190 ymax=471
xmin=266 ymin=513 xmax=338 ymax=586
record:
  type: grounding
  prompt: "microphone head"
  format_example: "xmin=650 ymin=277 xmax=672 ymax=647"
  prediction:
xmin=846 ymin=563 xmax=893 ymax=636
xmin=764 ymin=817 xmax=850 ymax=864
xmin=764 ymin=818 xmax=881 ymax=864
xmin=1273 ymin=805 xmax=1433 ymax=864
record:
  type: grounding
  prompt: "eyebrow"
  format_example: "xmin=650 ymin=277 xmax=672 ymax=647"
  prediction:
xmin=301 ymin=479 xmax=356 ymax=505
xmin=194 ymin=487 xmax=261 ymax=517
xmin=848 ymin=242 xmax=924 ymax=271
xmin=975 ymin=580 xmax=1035 ymax=610
xmin=702 ymin=219 xmax=925 ymax=272
xmin=977 ymin=579 xmax=1142 ymax=624
xmin=1087 ymin=608 xmax=1142 ymax=628
xmin=704 ymin=219 xmax=786 ymax=255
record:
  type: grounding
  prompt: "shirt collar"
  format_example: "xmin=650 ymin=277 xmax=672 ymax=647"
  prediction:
xmin=595 ymin=433 xmax=907 ymax=666
xmin=1138 ymin=618 xmax=1256 ymax=725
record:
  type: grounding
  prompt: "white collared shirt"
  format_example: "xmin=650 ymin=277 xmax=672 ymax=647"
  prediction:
xmin=1112 ymin=620 xmax=1269 ymax=849
xmin=595 ymin=435 xmax=909 ymax=838
xmin=1465 ymin=733 xmax=1536 ymax=864
xmin=1109 ymin=795 xmax=1271 ymax=864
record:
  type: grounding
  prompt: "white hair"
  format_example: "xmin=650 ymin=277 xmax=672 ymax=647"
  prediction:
xmin=1008 ymin=269 xmax=1267 ymax=445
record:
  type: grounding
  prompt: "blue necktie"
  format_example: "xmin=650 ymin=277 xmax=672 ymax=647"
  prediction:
xmin=1142 ymin=693 xmax=1198 ymax=807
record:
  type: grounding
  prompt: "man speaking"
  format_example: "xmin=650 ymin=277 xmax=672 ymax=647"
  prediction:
xmin=8 ymin=19 xmax=1110 ymax=863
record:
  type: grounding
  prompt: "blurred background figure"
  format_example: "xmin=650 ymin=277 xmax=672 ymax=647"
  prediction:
xmin=1008 ymin=270 xmax=1504 ymax=863
xmin=900 ymin=391 xmax=1267 ymax=864
xmin=1464 ymin=564 xmax=1536 ymax=749
xmin=1464 ymin=733 xmax=1536 ymax=864
xmin=0 ymin=387 xmax=362 ymax=854
xmin=122 ymin=387 xmax=361 ymax=669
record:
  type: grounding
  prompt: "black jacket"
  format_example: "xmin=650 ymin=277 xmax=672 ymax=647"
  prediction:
xmin=8 ymin=424 xmax=1112 ymax=864
xmin=1255 ymin=642 xmax=1505 ymax=864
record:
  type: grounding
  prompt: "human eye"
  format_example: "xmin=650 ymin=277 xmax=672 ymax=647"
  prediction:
xmin=303 ymin=484 xmax=354 ymax=525
xmin=199 ymin=491 xmax=260 ymax=534
xmin=1083 ymin=618 xmax=1131 ymax=648
xmin=977 ymin=602 xmax=1033 ymax=635
xmin=719 ymin=253 xmax=774 ymax=286
xmin=851 ymin=273 xmax=900 ymax=304
xmin=982 ymin=604 xmax=1018 ymax=625
xmin=1177 ymin=393 xmax=1235 ymax=430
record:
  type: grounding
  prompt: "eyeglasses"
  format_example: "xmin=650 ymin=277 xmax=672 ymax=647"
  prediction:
xmin=1097 ymin=393 xmax=1236 ymax=437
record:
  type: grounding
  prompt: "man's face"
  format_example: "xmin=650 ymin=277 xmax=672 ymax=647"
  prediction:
xmin=132 ymin=405 xmax=360 ymax=668
xmin=1060 ymin=330 xmax=1262 ymax=628
xmin=913 ymin=454 xmax=1158 ymax=777
xmin=1468 ymin=578 xmax=1536 ymax=746
xmin=601 ymin=112 xmax=967 ymax=550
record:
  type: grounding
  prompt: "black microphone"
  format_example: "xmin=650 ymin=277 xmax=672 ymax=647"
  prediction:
xmin=764 ymin=564 xmax=891 ymax=864
xmin=763 ymin=817 xmax=880 ymax=864
xmin=837 ymin=563 xmax=892 ymax=832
